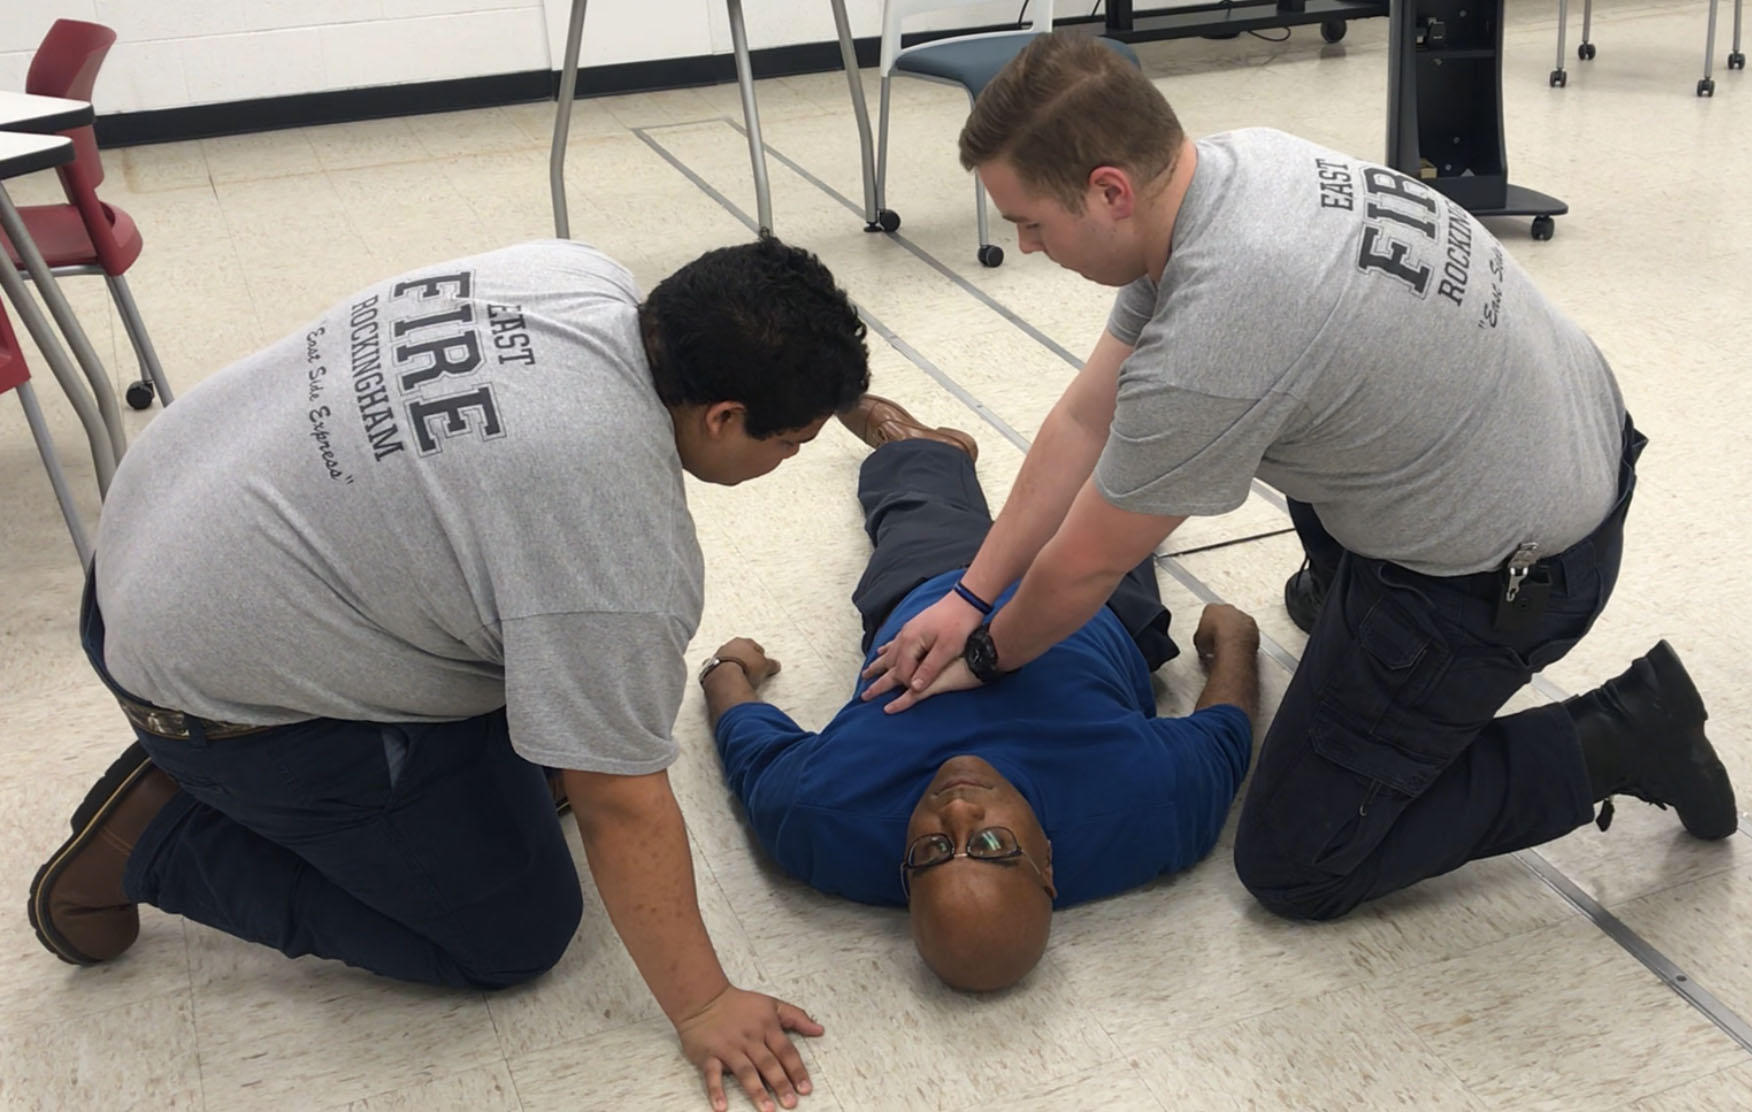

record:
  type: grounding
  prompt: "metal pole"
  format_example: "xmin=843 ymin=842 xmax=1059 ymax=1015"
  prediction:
xmin=829 ymin=0 xmax=880 ymax=226
xmin=725 ymin=0 xmax=773 ymax=235
xmin=16 ymin=382 xmax=92 ymax=565
xmin=0 ymin=224 xmax=115 ymax=492
xmin=550 ymin=0 xmax=589 ymax=238
xmin=0 ymin=184 xmax=126 ymax=467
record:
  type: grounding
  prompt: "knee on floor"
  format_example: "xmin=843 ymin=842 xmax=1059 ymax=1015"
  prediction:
xmin=457 ymin=883 xmax=585 ymax=991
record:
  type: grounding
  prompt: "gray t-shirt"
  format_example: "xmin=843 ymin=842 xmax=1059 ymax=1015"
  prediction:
xmin=96 ymin=241 xmax=703 ymax=775
xmin=1102 ymin=128 xmax=1625 ymax=576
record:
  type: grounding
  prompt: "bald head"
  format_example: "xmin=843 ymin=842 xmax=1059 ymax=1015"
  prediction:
xmin=909 ymin=861 xmax=1053 ymax=992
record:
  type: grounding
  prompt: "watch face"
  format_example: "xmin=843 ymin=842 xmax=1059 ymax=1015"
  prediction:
xmin=965 ymin=627 xmax=1000 ymax=681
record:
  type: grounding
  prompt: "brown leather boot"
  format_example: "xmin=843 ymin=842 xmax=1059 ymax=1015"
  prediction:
xmin=839 ymin=394 xmax=978 ymax=461
xmin=29 ymin=742 xmax=180 ymax=965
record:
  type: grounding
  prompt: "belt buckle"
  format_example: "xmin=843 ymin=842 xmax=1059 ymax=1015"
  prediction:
xmin=142 ymin=706 xmax=189 ymax=739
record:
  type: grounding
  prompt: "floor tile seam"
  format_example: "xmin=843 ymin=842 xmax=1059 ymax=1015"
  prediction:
xmin=177 ymin=920 xmax=212 ymax=1112
xmin=628 ymin=113 xmax=1752 ymax=1061
xmin=475 ymin=978 xmax=528 ymax=1111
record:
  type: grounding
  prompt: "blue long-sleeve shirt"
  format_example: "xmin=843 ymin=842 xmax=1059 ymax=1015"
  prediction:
xmin=713 ymin=570 xmax=1253 ymax=908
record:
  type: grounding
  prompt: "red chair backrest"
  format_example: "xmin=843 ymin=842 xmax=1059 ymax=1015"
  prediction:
xmin=0 ymin=299 xmax=30 ymax=394
xmin=26 ymin=20 xmax=124 ymax=267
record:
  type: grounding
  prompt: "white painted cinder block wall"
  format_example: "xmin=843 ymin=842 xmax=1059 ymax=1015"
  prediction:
xmin=0 ymin=0 xmax=1027 ymax=114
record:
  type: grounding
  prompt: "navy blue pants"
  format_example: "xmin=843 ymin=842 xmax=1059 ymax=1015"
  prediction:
xmin=1233 ymin=422 xmax=1645 ymax=920
xmin=83 ymin=589 xmax=580 ymax=989
xmin=851 ymin=439 xmax=1178 ymax=669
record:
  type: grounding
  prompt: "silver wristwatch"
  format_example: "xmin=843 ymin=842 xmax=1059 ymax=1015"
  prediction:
xmin=697 ymin=655 xmax=750 ymax=686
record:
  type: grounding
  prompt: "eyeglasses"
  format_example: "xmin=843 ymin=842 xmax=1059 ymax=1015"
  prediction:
xmin=900 ymin=827 xmax=1051 ymax=900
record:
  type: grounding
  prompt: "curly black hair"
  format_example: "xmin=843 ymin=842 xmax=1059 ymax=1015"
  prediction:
xmin=640 ymin=236 xmax=870 ymax=438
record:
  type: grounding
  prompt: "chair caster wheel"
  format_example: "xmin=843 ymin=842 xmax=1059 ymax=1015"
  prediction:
xmin=1321 ymin=19 xmax=1346 ymax=43
xmin=125 ymin=379 xmax=156 ymax=410
xmin=1579 ymin=42 xmax=1596 ymax=61
xmin=1730 ymin=53 xmax=1746 ymax=70
xmin=865 ymin=209 xmax=901 ymax=233
xmin=977 ymin=244 xmax=1004 ymax=268
xmin=1531 ymin=215 xmax=1556 ymax=241
xmin=1698 ymin=77 xmax=1716 ymax=96
xmin=1550 ymin=69 xmax=1568 ymax=87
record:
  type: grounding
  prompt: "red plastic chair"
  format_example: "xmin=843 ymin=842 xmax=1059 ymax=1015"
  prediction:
xmin=0 ymin=296 xmax=92 ymax=563
xmin=1 ymin=19 xmax=173 ymax=412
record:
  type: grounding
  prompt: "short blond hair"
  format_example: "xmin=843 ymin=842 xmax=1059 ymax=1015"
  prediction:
xmin=959 ymin=32 xmax=1184 ymax=210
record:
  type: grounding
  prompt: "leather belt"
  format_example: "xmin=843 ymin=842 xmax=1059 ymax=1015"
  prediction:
xmin=115 ymin=695 xmax=275 ymax=741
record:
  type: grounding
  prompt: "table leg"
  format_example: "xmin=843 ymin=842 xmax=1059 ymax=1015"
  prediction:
xmin=828 ymin=0 xmax=880 ymax=227
xmin=725 ymin=0 xmax=774 ymax=235
xmin=0 ymin=184 xmax=126 ymax=470
xmin=551 ymin=0 xmax=589 ymax=238
xmin=0 ymin=191 xmax=117 ymax=493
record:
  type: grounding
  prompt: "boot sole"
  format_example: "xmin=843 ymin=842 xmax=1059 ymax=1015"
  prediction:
xmin=26 ymin=742 xmax=154 ymax=966
xmin=1646 ymin=641 xmax=1739 ymax=840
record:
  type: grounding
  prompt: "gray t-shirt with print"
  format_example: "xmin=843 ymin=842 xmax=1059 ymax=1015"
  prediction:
xmin=1101 ymin=128 xmax=1625 ymax=576
xmin=96 ymin=240 xmax=703 ymax=775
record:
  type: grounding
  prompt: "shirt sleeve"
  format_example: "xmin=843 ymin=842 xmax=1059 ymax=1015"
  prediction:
xmin=501 ymin=610 xmax=691 ymax=774
xmin=1095 ymin=363 xmax=1290 ymax=518
xmin=714 ymin=702 xmax=817 ymax=863
xmin=1106 ymin=277 xmax=1158 ymax=346
xmin=1141 ymin=703 xmax=1255 ymax=873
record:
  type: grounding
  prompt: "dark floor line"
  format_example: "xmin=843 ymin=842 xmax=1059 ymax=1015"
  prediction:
xmin=634 ymin=124 xmax=1752 ymax=1050
xmin=1164 ymin=526 xmax=1298 ymax=559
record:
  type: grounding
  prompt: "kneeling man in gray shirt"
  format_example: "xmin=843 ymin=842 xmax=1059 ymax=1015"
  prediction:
xmin=31 ymin=237 xmax=867 ymax=1112
xmin=866 ymin=33 xmax=1737 ymax=923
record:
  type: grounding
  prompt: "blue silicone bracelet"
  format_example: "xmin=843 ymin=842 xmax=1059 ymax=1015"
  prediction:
xmin=951 ymin=580 xmax=994 ymax=615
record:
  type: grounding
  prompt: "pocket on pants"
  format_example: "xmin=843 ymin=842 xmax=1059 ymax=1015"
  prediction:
xmin=1309 ymin=595 xmax=1461 ymax=798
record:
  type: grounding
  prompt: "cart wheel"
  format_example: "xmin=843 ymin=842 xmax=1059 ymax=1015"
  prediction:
xmin=1698 ymin=77 xmax=1716 ymax=96
xmin=1530 ymin=215 xmax=1556 ymax=241
xmin=1730 ymin=53 xmax=1746 ymax=70
xmin=125 ymin=379 xmax=156 ymax=410
xmin=865 ymin=209 xmax=901 ymax=233
xmin=1321 ymin=19 xmax=1347 ymax=44
xmin=977 ymin=244 xmax=1004 ymax=268
xmin=1579 ymin=42 xmax=1596 ymax=61
xmin=1550 ymin=69 xmax=1568 ymax=87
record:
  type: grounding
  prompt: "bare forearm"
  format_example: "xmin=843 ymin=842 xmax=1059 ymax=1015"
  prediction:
xmin=1195 ymin=641 xmax=1260 ymax=724
xmin=568 ymin=770 xmax=728 ymax=1023
xmin=702 ymin=665 xmax=758 ymax=730
xmin=963 ymin=403 xmax=1106 ymax=599
xmin=962 ymin=334 xmax=1127 ymax=600
xmin=988 ymin=534 xmax=1123 ymax=671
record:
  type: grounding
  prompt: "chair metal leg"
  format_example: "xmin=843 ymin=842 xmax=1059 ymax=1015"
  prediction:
xmin=1704 ymin=0 xmax=1721 ymax=88
xmin=550 ymin=0 xmax=588 ymax=238
xmin=1581 ymin=0 xmax=1594 ymax=48
xmin=876 ymin=76 xmax=893 ymax=215
xmin=975 ymin=174 xmax=991 ymax=250
xmin=1555 ymin=0 xmax=1569 ymax=78
xmin=1732 ymin=0 xmax=1744 ymax=62
xmin=828 ymin=0 xmax=880 ymax=227
xmin=0 ymin=184 xmax=126 ymax=468
xmin=16 ymin=382 xmax=92 ymax=566
xmin=106 ymin=274 xmax=174 ymax=406
xmin=725 ymin=0 xmax=773 ymax=236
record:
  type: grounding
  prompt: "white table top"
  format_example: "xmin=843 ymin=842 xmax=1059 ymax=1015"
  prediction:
xmin=0 ymin=131 xmax=75 ymax=179
xmin=0 ymin=90 xmax=94 ymax=134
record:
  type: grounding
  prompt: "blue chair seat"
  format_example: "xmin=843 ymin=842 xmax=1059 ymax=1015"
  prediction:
xmin=894 ymin=33 xmax=1140 ymax=98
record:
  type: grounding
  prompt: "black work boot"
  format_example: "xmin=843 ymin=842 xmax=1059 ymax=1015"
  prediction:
xmin=1283 ymin=560 xmax=1329 ymax=635
xmin=1566 ymin=640 xmax=1738 ymax=839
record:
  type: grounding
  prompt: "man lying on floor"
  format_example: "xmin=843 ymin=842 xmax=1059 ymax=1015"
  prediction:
xmin=699 ymin=396 xmax=1261 ymax=991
